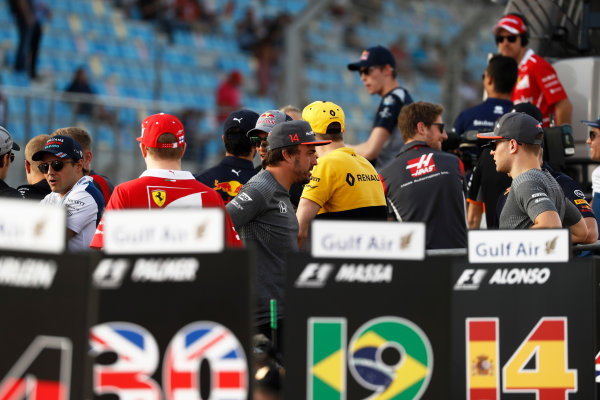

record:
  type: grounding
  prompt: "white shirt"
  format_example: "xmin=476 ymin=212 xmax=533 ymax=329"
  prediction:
xmin=41 ymin=176 xmax=104 ymax=251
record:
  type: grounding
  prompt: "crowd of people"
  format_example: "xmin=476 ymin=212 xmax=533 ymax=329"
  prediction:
xmin=1 ymin=12 xmax=599 ymax=400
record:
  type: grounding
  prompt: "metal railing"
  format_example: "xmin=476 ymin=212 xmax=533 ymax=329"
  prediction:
xmin=2 ymin=85 xmax=212 ymax=187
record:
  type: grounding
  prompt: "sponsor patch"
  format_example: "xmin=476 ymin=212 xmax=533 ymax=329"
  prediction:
xmin=406 ymin=153 xmax=436 ymax=178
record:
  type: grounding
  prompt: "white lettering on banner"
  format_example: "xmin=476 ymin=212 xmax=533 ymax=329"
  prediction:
xmin=335 ymin=264 xmax=392 ymax=283
xmin=488 ymin=268 xmax=550 ymax=285
xmin=468 ymin=229 xmax=568 ymax=263
xmin=93 ymin=258 xmax=130 ymax=288
xmin=454 ymin=269 xmax=487 ymax=290
xmin=0 ymin=257 xmax=57 ymax=289
xmin=295 ymin=263 xmax=334 ymax=288
xmin=131 ymin=258 xmax=199 ymax=282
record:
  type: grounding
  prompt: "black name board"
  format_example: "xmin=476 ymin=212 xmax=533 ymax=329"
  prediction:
xmin=0 ymin=251 xmax=97 ymax=400
xmin=284 ymin=254 xmax=451 ymax=399
xmin=91 ymin=250 xmax=254 ymax=400
xmin=452 ymin=259 xmax=596 ymax=399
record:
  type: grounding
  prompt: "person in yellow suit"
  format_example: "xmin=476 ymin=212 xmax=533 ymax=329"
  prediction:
xmin=297 ymin=101 xmax=387 ymax=248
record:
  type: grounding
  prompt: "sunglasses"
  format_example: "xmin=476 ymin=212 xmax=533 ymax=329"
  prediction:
xmin=431 ymin=122 xmax=445 ymax=133
xmin=249 ymin=136 xmax=268 ymax=147
xmin=495 ymin=35 xmax=518 ymax=44
xmin=38 ymin=160 xmax=76 ymax=174
xmin=590 ymin=131 xmax=598 ymax=140
xmin=358 ymin=66 xmax=378 ymax=76
xmin=6 ymin=152 xmax=14 ymax=163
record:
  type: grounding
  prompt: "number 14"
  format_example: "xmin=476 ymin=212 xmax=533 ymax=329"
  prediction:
xmin=467 ymin=317 xmax=577 ymax=400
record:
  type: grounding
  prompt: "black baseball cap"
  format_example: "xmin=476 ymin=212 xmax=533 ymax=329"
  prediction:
xmin=347 ymin=45 xmax=395 ymax=71
xmin=266 ymin=120 xmax=331 ymax=151
xmin=223 ymin=109 xmax=260 ymax=137
xmin=511 ymin=102 xmax=543 ymax=123
xmin=477 ymin=112 xmax=543 ymax=145
xmin=32 ymin=135 xmax=84 ymax=161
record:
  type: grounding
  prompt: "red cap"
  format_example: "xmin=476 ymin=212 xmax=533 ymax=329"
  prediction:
xmin=138 ymin=113 xmax=185 ymax=148
xmin=493 ymin=15 xmax=527 ymax=35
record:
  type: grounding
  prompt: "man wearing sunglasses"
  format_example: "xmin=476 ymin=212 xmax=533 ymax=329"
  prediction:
xmin=247 ymin=110 xmax=292 ymax=169
xmin=477 ymin=112 xmax=587 ymax=242
xmin=0 ymin=125 xmax=21 ymax=198
xmin=16 ymin=134 xmax=51 ymax=200
xmin=347 ymin=45 xmax=413 ymax=171
xmin=33 ymin=135 xmax=105 ymax=251
xmin=582 ymin=117 xmax=600 ymax=226
xmin=493 ymin=13 xmax=572 ymax=127
xmin=381 ymin=101 xmax=467 ymax=249
xmin=195 ymin=109 xmax=259 ymax=204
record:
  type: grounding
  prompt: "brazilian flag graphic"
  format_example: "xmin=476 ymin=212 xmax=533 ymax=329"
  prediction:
xmin=309 ymin=318 xmax=346 ymax=399
xmin=349 ymin=317 xmax=432 ymax=399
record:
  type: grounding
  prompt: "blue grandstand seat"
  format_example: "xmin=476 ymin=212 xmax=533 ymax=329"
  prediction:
xmin=6 ymin=122 xmax=25 ymax=142
xmin=2 ymin=71 xmax=29 ymax=87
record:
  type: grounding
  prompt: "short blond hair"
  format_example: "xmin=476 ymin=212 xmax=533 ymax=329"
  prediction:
xmin=51 ymin=127 xmax=92 ymax=152
xmin=25 ymin=134 xmax=50 ymax=162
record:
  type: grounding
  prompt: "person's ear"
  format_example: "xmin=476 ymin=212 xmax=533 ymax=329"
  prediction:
xmin=140 ymin=143 xmax=148 ymax=158
xmin=25 ymin=159 xmax=31 ymax=174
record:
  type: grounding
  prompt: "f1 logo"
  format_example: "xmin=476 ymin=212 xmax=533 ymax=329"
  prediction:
xmin=454 ymin=268 xmax=487 ymax=290
xmin=295 ymin=263 xmax=334 ymax=288
xmin=93 ymin=259 xmax=130 ymax=288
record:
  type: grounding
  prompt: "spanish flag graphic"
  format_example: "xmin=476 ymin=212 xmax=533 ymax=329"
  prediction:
xmin=467 ymin=318 xmax=499 ymax=400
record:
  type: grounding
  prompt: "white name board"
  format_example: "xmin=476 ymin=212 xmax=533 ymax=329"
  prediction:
xmin=103 ymin=208 xmax=225 ymax=254
xmin=468 ymin=229 xmax=570 ymax=263
xmin=0 ymin=199 xmax=66 ymax=254
xmin=311 ymin=220 xmax=426 ymax=260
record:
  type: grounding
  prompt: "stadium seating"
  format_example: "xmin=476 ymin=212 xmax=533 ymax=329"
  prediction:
xmin=0 ymin=0 xmax=496 ymax=183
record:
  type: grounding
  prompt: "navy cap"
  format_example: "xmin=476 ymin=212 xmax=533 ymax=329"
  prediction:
xmin=32 ymin=135 xmax=84 ymax=161
xmin=347 ymin=45 xmax=395 ymax=71
xmin=266 ymin=120 xmax=331 ymax=151
xmin=582 ymin=116 xmax=600 ymax=129
xmin=223 ymin=109 xmax=260 ymax=137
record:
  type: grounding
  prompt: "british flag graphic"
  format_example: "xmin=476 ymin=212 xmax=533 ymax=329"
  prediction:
xmin=89 ymin=322 xmax=161 ymax=400
xmin=163 ymin=321 xmax=248 ymax=400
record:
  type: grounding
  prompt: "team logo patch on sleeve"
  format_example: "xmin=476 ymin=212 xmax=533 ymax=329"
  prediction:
xmin=406 ymin=153 xmax=436 ymax=177
xmin=152 ymin=190 xmax=166 ymax=207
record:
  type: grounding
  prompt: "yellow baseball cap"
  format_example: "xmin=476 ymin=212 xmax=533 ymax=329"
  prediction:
xmin=302 ymin=101 xmax=345 ymax=135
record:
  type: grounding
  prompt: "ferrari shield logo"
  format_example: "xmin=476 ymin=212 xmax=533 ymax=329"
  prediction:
xmin=152 ymin=190 xmax=166 ymax=207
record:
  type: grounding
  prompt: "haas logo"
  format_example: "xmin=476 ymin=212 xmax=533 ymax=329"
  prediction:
xmin=406 ymin=153 xmax=436 ymax=178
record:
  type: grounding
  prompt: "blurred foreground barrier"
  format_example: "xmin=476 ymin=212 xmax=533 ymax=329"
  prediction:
xmin=284 ymin=222 xmax=597 ymax=399
xmin=0 ymin=204 xmax=255 ymax=399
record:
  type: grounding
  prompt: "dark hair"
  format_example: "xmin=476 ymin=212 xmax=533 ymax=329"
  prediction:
xmin=521 ymin=137 xmax=544 ymax=155
xmin=224 ymin=127 xmax=252 ymax=157
xmin=487 ymin=54 xmax=518 ymax=94
xmin=146 ymin=133 xmax=185 ymax=160
xmin=398 ymin=101 xmax=444 ymax=142
xmin=262 ymin=145 xmax=300 ymax=168
xmin=315 ymin=122 xmax=343 ymax=142
xmin=505 ymin=12 xmax=530 ymax=46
